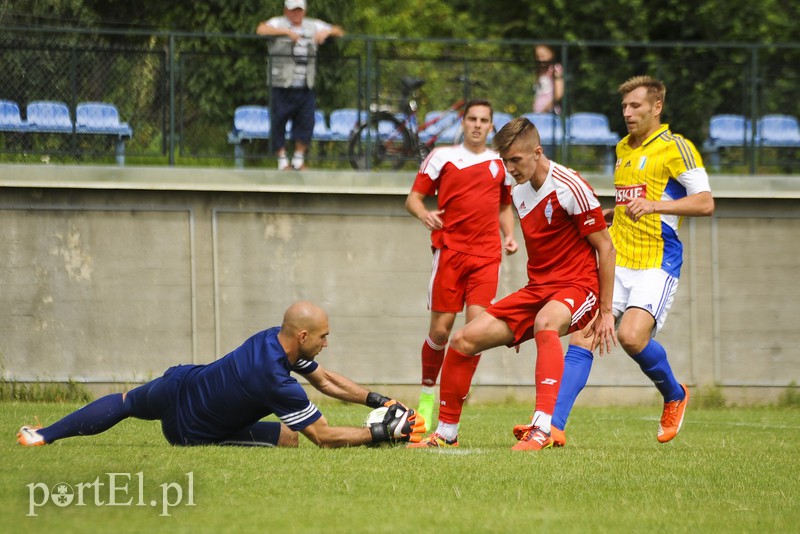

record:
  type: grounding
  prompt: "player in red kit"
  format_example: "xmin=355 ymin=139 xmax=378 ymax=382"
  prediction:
xmin=405 ymin=99 xmax=518 ymax=430
xmin=409 ymin=116 xmax=616 ymax=451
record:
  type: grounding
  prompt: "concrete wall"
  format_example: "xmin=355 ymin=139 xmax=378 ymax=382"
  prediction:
xmin=1 ymin=164 xmax=799 ymax=404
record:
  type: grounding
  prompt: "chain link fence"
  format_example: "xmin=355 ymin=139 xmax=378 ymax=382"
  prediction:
xmin=1 ymin=26 xmax=798 ymax=173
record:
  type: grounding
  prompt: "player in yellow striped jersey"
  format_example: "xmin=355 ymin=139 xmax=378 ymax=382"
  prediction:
xmin=543 ymin=76 xmax=715 ymax=446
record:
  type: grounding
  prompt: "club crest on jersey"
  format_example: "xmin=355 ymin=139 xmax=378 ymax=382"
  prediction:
xmin=638 ymin=156 xmax=648 ymax=170
xmin=544 ymin=199 xmax=553 ymax=224
xmin=615 ymin=184 xmax=647 ymax=205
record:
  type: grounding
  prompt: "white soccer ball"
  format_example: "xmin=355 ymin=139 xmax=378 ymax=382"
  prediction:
xmin=363 ymin=406 xmax=395 ymax=447
xmin=363 ymin=406 xmax=389 ymax=427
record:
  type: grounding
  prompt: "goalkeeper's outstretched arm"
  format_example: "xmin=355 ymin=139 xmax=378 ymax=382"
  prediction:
xmin=300 ymin=404 xmax=426 ymax=448
xmin=305 ymin=365 xmax=396 ymax=408
xmin=300 ymin=415 xmax=374 ymax=448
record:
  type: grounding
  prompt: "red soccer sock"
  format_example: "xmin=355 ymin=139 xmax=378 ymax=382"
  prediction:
xmin=534 ymin=330 xmax=565 ymax=415
xmin=420 ymin=336 xmax=446 ymax=387
xmin=437 ymin=347 xmax=481 ymax=424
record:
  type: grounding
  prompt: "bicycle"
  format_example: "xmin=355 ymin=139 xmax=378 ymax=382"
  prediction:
xmin=347 ymin=76 xmax=481 ymax=170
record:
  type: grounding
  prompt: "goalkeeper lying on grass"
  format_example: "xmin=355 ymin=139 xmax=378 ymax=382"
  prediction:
xmin=17 ymin=301 xmax=425 ymax=449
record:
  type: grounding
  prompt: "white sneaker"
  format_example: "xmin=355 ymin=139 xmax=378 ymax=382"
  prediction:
xmin=291 ymin=154 xmax=306 ymax=170
xmin=277 ymin=155 xmax=290 ymax=171
xmin=17 ymin=426 xmax=46 ymax=446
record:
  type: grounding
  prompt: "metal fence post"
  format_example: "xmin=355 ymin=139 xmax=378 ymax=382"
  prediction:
xmin=169 ymin=33 xmax=176 ymax=166
xmin=70 ymin=46 xmax=78 ymax=156
xmin=560 ymin=43 xmax=569 ymax=166
xmin=364 ymin=38 xmax=374 ymax=170
xmin=749 ymin=45 xmax=759 ymax=176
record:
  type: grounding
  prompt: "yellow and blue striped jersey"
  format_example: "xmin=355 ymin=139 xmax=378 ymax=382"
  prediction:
xmin=610 ymin=124 xmax=707 ymax=278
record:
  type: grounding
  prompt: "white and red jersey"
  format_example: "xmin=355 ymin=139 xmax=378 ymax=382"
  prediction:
xmin=513 ymin=162 xmax=606 ymax=286
xmin=411 ymin=145 xmax=512 ymax=259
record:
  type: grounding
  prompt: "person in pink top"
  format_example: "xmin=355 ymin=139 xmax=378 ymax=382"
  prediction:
xmin=532 ymin=44 xmax=564 ymax=115
xmin=405 ymin=99 xmax=518 ymax=430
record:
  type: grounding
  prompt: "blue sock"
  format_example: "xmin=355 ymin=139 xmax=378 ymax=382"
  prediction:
xmin=631 ymin=339 xmax=684 ymax=402
xmin=39 ymin=393 xmax=131 ymax=444
xmin=552 ymin=345 xmax=594 ymax=430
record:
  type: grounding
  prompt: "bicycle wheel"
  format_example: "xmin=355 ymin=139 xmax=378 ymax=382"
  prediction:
xmin=348 ymin=113 xmax=414 ymax=170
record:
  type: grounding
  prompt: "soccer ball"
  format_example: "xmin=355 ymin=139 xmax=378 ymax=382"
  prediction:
xmin=363 ymin=406 xmax=389 ymax=427
xmin=363 ymin=406 xmax=397 ymax=447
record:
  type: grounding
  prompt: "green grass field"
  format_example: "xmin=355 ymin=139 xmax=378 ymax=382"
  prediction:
xmin=3 ymin=401 xmax=799 ymax=533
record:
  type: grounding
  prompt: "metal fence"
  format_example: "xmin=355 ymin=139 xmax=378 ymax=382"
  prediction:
xmin=1 ymin=26 xmax=798 ymax=173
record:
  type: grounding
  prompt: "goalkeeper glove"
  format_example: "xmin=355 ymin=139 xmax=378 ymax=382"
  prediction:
xmin=369 ymin=403 xmax=426 ymax=444
xmin=366 ymin=391 xmax=396 ymax=408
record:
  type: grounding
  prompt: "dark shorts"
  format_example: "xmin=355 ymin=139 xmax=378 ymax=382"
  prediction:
xmin=125 ymin=365 xmax=283 ymax=447
xmin=270 ymin=86 xmax=316 ymax=150
xmin=125 ymin=364 xmax=191 ymax=445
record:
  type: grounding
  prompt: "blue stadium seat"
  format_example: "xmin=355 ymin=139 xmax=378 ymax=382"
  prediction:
xmin=75 ymin=102 xmax=132 ymax=137
xmin=354 ymin=113 xmax=406 ymax=141
xmin=0 ymin=100 xmax=28 ymax=132
xmin=434 ymin=120 xmax=463 ymax=145
xmin=228 ymin=106 xmax=271 ymax=142
xmin=493 ymin=112 xmax=514 ymax=132
xmin=566 ymin=112 xmax=619 ymax=174
xmin=757 ymin=114 xmax=800 ymax=147
xmin=705 ymin=114 xmax=751 ymax=148
xmin=329 ymin=108 xmax=366 ymax=141
xmin=228 ymin=106 xmax=330 ymax=168
xmin=523 ymin=112 xmax=564 ymax=145
xmin=702 ymin=114 xmax=752 ymax=171
xmin=566 ymin=112 xmax=619 ymax=145
xmin=417 ymin=110 xmax=444 ymax=143
xmin=311 ymin=109 xmax=332 ymax=142
xmin=26 ymin=101 xmax=73 ymax=133
xmin=75 ymin=102 xmax=133 ymax=166
xmin=227 ymin=106 xmax=271 ymax=169
xmin=419 ymin=110 xmax=460 ymax=144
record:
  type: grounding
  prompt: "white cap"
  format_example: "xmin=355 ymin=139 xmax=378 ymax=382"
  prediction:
xmin=285 ymin=0 xmax=306 ymax=10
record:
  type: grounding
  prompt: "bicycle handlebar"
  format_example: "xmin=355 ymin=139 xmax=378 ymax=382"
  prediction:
xmin=450 ymin=75 xmax=487 ymax=89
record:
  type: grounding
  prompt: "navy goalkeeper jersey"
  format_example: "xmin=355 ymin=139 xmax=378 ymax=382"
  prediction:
xmin=172 ymin=327 xmax=322 ymax=443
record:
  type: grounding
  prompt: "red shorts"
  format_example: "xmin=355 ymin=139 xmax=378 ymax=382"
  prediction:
xmin=429 ymin=248 xmax=501 ymax=313
xmin=486 ymin=282 xmax=599 ymax=346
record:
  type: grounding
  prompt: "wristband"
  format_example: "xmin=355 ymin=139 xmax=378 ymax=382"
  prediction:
xmin=369 ymin=422 xmax=389 ymax=443
xmin=366 ymin=391 xmax=391 ymax=408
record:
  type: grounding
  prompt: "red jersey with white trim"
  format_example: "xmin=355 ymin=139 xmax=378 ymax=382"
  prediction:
xmin=513 ymin=162 xmax=606 ymax=286
xmin=412 ymin=144 xmax=512 ymax=259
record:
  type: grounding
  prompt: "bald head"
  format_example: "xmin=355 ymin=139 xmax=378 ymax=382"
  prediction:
xmin=279 ymin=301 xmax=330 ymax=361
xmin=282 ymin=301 xmax=328 ymax=335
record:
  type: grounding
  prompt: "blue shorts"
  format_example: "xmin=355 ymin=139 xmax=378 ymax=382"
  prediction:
xmin=270 ymin=86 xmax=316 ymax=150
xmin=124 ymin=365 xmax=190 ymax=445
xmin=125 ymin=365 xmax=282 ymax=447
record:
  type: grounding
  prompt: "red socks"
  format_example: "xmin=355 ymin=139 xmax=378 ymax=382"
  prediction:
xmin=420 ymin=337 xmax=446 ymax=386
xmin=534 ymin=330 xmax=564 ymax=414
xmin=434 ymin=331 xmax=562 ymax=424
xmin=438 ymin=347 xmax=481 ymax=424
